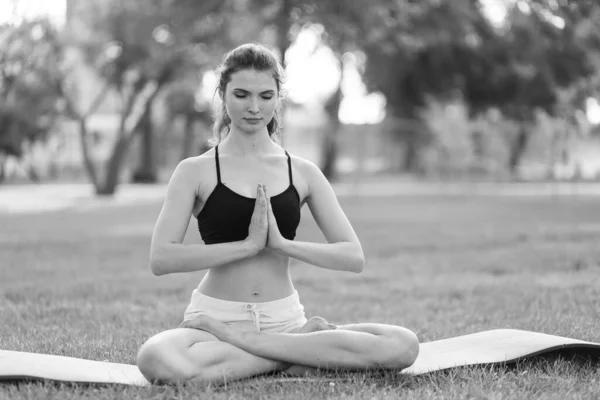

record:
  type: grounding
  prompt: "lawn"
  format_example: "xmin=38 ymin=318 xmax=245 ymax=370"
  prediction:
xmin=1 ymin=186 xmax=599 ymax=399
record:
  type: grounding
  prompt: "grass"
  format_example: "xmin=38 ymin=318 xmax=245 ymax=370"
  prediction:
xmin=1 ymin=186 xmax=600 ymax=399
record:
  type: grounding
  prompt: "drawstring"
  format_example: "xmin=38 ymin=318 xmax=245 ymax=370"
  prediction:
xmin=245 ymin=303 xmax=260 ymax=331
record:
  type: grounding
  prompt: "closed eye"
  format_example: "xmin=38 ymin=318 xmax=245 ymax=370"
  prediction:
xmin=234 ymin=94 xmax=274 ymax=100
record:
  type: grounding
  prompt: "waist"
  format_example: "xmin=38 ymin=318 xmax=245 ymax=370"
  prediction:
xmin=188 ymin=289 xmax=303 ymax=313
xmin=197 ymin=253 xmax=295 ymax=302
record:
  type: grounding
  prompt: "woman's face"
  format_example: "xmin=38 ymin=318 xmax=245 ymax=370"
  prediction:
xmin=223 ymin=69 xmax=278 ymax=134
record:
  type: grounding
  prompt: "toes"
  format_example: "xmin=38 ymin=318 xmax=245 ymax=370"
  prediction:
xmin=308 ymin=316 xmax=328 ymax=324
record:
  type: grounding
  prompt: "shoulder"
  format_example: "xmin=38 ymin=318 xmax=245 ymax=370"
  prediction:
xmin=168 ymin=149 xmax=217 ymax=194
xmin=287 ymin=152 xmax=330 ymax=195
xmin=172 ymin=150 xmax=214 ymax=180
xmin=287 ymin=152 xmax=321 ymax=175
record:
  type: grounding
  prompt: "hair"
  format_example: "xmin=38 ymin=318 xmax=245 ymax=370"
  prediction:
xmin=209 ymin=43 xmax=285 ymax=147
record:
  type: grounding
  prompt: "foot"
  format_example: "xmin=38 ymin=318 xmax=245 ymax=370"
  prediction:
xmin=281 ymin=317 xmax=337 ymax=377
xmin=295 ymin=316 xmax=338 ymax=334
xmin=184 ymin=315 xmax=235 ymax=342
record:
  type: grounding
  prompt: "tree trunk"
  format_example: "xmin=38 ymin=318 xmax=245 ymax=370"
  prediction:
xmin=276 ymin=0 xmax=292 ymax=67
xmin=508 ymin=122 xmax=529 ymax=175
xmin=97 ymin=132 xmax=138 ymax=195
xmin=320 ymin=58 xmax=344 ymax=180
xmin=321 ymin=128 xmax=339 ymax=180
xmin=274 ymin=0 xmax=292 ymax=146
xmin=78 ymin=118 xmax=99 ymax=188
xmin=96 ymin=71 xmax=170 ymax=195
xmin=68 ymin=82 xmax=110 ymax=189
xmin=181 ymin=114 xmax=195 ymax=160
xmin=25 ymin=164 xmax=40 ymax=182
xmin=0 ymin=159 xmax=5 ymax=184
xmin=321 ymin=88 xmax=342 ymax=179
xmin=402 ymin=137 xmax=420 ymax=172
xmin=131 ymin=102 xmax=157 ymax=183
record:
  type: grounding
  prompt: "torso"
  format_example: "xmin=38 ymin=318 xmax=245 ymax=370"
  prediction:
xmin=189 ymin=146 xmax=310 ymax=302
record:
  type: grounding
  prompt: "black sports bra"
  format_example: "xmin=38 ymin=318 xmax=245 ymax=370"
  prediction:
xmin=196 ymin=146 xmax=301 ymax=245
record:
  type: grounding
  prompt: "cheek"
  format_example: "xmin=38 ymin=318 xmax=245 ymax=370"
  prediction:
xmin=263 ymin=99 xmax=277 ymax=115
xmin=224 ymin=99 xmax=244 ymax=116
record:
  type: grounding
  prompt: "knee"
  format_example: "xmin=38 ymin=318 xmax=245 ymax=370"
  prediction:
xmin=381 ymin=328 xmax=420 ymax=370
xmin=137 ymin=336 xmax=194 ymax=383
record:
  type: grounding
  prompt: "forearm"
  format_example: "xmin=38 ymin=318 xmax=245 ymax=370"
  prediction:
xmin=275 ymin=240 xmax=364 ymax=273
xmin=150 ymin=240 xmax=256 ymax=276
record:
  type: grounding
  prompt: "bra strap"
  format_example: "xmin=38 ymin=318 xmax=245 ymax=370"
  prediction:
xmin=215 ymin=145 xmax=222 ymax=183
xmin=285 ymin=150 xmax=293 ymax=186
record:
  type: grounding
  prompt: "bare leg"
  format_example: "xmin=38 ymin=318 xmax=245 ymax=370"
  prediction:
xmin=280 ymin=317 xmax=336 ymax=377
xmin=137 ymin=317 xmax=337 ymax=384
xmin=191 ymin=315 xmax=420 ymax=371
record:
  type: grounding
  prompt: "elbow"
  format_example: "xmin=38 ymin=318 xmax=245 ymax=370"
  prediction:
xmin=351 ymin=248 xmax=366 ymax=274
xmin=149 ymin=257 xmax=166 ymax=276
xmin=149 ymin=246 xmax=169 ymax=276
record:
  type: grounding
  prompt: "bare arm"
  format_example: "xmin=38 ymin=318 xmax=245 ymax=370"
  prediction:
xmin=149 ymin=158 xmax=263 ymax=276
xmin=267 ymin=160 xmax=365 ymax=273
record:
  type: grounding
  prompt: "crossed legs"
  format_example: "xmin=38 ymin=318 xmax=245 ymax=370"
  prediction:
xmin=137 ymin=316 xmax=419 ymax=385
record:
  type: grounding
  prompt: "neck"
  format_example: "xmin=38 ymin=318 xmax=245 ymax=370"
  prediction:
xmin=221 ymin=128 xmax=276 ymax=156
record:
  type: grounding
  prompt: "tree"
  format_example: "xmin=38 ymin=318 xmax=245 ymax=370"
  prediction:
xmin=269 ymin=0 xmax=374 ymax=179
xmin=62 ymin=0 xmax=226 ymax=195
xmin=272 ymin=0 xmax=486 ymax=175
xmin=162 ymin=81 xmax=213 ymax=161
xmin=0 ymin=18 xmax=67 ymax=183
xmin=355 ymin=0 xmax=599 ymax=173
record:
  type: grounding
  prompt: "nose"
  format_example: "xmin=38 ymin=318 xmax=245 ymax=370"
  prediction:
xmin=248 ymin=97 xmax=259 ymax=114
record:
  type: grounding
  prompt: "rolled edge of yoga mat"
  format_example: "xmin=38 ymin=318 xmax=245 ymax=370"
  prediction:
xmin=1 ymin=329 xmax=599 ymax=385
xmin=0 ymin=350 xmax=149 ymax=386
xmin=401 ymin=328 xmax=600 ymax=375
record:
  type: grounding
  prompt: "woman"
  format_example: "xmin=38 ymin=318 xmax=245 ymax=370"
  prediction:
xmin=136 ymin=43 xmax=419 ymax=384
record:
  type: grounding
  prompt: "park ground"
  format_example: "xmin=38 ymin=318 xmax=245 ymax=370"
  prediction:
xmin=1 ymin=180 xmax=600 ymax=399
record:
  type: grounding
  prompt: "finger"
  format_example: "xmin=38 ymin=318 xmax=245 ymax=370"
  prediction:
xmin=254 ymin=184 xmax=262 ymax=207
xmin=262 ymin=185 xmax=271 ymax=209
xmin=266 ymin=195 xmax=274 ymax=222
xmin=260 ymin=184 xmax=267 ymax=212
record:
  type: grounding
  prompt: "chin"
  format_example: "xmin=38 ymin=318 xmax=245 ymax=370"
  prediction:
xmin=238 ymin=122 xmax=267 ymax=134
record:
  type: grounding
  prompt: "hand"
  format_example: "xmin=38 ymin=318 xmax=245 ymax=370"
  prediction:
xmin=246 ymin=184 xmax=268 ymax=254
xmin=264 ymin=185 xmax=287 ymax=251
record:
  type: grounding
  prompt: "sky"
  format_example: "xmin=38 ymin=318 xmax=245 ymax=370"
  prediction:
xmin=1 ymin=0 xmax=599 ymax=124
xmin=0 ymin=0 xmax=66 ymax=26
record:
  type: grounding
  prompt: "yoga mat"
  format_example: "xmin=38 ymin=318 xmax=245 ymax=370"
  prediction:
xmin=1 ymin=329 xmax=599 ymax=386
xmin=0 ymin=350 xmax=148 ymax=386
xmin=401 ymin=329 xmax=600 ymax=375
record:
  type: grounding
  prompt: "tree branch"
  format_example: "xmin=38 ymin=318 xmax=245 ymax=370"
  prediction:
xmin=84 ymin=82 xmax=112 ymax=118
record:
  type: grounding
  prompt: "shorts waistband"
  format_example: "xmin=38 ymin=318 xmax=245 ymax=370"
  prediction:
xmin=190 ymin=290 xmax=302 ymax=312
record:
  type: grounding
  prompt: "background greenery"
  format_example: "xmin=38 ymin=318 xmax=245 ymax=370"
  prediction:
xmin=1 ymin=0 xmax=600 ymax=190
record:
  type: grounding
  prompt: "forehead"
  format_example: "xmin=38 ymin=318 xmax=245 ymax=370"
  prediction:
xmin=228 ymin=69 xmax=277 ymax=92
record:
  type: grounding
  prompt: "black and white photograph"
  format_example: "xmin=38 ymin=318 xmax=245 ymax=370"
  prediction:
xmin=1 ymin=0 xmax=600 ymax=398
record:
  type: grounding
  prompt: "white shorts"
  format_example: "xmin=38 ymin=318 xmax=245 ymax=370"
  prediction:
xmin=183 ymin=290 xmax=308 ymax=333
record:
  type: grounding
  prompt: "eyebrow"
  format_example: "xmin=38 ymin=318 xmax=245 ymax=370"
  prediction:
xmin=232 ymin=88 xmax=275 ymax=94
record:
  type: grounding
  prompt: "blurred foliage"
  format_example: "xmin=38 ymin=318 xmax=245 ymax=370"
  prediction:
xmin=70 ymin=0 xmax=230 ymax=90
xmin=351 ymin=0 xmax=600 ymax=172
xmin=63 ymin=0 xmax=232 ymax=193
xmin=241 ymin=0 xmax=600 ymax=174
xmin=2 ymin=0 xmax=600 ymax=186
xmin=0 ymin=19 xmax=66 ymax=164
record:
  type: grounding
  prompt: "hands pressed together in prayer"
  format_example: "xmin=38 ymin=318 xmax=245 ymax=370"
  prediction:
xmin=246 ymin=183 xmax=287 ymax=255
